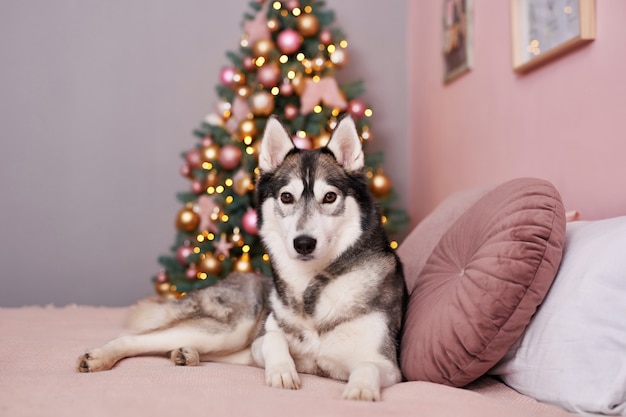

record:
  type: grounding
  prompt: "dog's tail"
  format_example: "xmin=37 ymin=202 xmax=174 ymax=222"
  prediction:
xmin=124 ymin=296 xmax=180 ymax=332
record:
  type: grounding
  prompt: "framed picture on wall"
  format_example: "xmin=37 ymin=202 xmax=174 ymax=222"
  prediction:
xmin=511 ymin=0 xmax=595 ymax=73
xmin=443 ymin=0 xmax=472 ymax=83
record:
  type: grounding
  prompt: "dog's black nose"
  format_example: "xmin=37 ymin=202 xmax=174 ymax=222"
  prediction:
xmin=294 ymin=236 xmax=316 ymax=256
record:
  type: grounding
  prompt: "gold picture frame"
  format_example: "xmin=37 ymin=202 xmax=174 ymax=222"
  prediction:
xmin=511 ymin=0 xmax=595 ymax=73
xmin=443 ymin=0 xmax=472 ymax=83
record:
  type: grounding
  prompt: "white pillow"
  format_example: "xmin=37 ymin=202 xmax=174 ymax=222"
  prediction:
xmin=490 ymin=216 xmax=626 ymax=415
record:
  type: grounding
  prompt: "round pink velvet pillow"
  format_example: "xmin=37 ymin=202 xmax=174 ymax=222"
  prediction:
xmin=400 ymin=178 xmax=566 ymax=387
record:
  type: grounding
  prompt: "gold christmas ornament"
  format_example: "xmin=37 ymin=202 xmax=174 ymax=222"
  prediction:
xmin=249 ymin=91 xmax=275 ymax=116
xmin=201 ymin=143 xmax=220 ymax=163
xmin=369 ymin=169 xmax=392 ymax=197
xmin=155 ymin=281 xmax=172 ymax=296
xmin=233 ymin=172 xmax=254 ymax=196
xmin=238 ymin=119 xmax=258 ymax=138
xmin=301 ymin=58 xmax=313 ymax=73
xmin=171 ymin=291 xmax=186 ymax=300
xmin=175 ymin=206 xmax=200 ymax=231
xmin=206 ymin=171 xmax=219 ymax=188
xmin=312 ymin=131 xmax=331 ymax=149
xmin=232 ymin=70 xmax=246 ymax=86
xmin=234 ymin=253 xmax=254 ymax=273
xmin=311 ymin=55 xmax=327 ymax=72
xmin=204 ymin=112 xmax=224 ymax=127
xmin=267 ymin=17 xmax=280 ymax=32
xmin=237 ymin=86 xmax=252 ymax=98
xmin=197 ymin=253 xmax=222 ymax=275
xmin=231 ymin=227 xmax=245 ymax=247
xmin=251 ymin=139 xmax=263 ymax=158
xmin=297 ymin=13 xmax=320 ymax=37
xmin=164 ymin=288 xmax=185 ymax=300
xmin=330 ymin=48 xmax=349 ymax=68
xmin=291 ymin=73 xmax=306 ymax=95
xmin=252 ymin=38 xmax=275 ymax=58
xmin=360 ymin=125 xmax=373 ymax=141
xmin=215 ymin=100 xmax=232 ymax=119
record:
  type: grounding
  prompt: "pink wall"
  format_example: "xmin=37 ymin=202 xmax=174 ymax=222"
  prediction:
xmin=407 ymin=1 xmax=626 ymax=227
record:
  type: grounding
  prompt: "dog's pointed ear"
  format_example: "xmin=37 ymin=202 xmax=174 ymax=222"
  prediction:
xmin=326 ymin=115 xmax=364 ymax=172
xmin=259 ymin=116 xmax=295 ymax=173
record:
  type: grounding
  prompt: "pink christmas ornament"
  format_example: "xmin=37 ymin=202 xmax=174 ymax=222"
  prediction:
xmin=191 ymin=179 xmax=204 ymax=194
xmin=155 ymin=270 xmax=168 ymax=283
xmin=348 ymin=99 xmax=367 ymax=118
xmin=242 ymin=208 xmax=258 ymax=235
xmin=185 ymin=148 xmax=202 ymax=168
xmin=176 ymin=242 xmax=194 ymax=265
xmin=219 ymin=66 xmax=236 ymax=85
xmin=279 ymin=80 xmax=294 ymax=96
xmin=284 ymin=104 xmax=298 ymax=120
xmin=201 ymin=136 xmax=213 ymax=147
xmin=218 ymin=144 xmax=243 ymax=170
xmin=277 ymin=28 xmax=302 ymax=54
xmin=243 ymin=56 xmax=256 ymax=71
xmin=257 ymin=62 xmax=280 ymax=87
xmin=286 ymin=0 xmax=300 ymax=11
xmin=292 ymin=135 xmax=312 ymax=150
xmin=179 ymin=164 xmax=191 ymax=178
xmin=319 ymin=29 xmax=333 ymax=45
xmin=185 ymin=264 xmax=198 ymax=280
xmin=231 ymin=96 xmax=252 ymax=123
xmin=226 ymin=96 xmax=252 ymax=134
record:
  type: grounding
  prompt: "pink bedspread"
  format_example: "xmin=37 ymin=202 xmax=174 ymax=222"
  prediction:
xmin=0 ymin=305 xmax=574 ymax=417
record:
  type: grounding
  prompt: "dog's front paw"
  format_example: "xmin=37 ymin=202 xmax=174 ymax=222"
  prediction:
xmin=76 ymin=349 xmax=115 ymax=373
xmin=170 ymin=347 xmax=200 ymax=366
xmin=265 ymin=363 xmax=301 ymax=390
xmin=342 ymin=382 xmax=381 ymax=402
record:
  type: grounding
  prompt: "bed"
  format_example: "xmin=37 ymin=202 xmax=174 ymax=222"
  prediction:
xmin=3 ymin=177 xmax=624 ymax=416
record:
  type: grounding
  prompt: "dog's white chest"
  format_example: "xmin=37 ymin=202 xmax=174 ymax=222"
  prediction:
xmin=312 ymin=273 xmax=365 ymax=319
xmin=279 ymin=310 xmax=389 ymax=382
xmin=270 ymin=272 xmax=386 ymax=379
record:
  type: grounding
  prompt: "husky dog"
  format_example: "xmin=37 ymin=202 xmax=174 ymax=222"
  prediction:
xmin=77 ymin=115 xmax=406 ymax=401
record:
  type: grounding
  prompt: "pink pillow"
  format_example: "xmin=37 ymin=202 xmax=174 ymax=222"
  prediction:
xmin=400 ymin=178 xmax=566 ymax=387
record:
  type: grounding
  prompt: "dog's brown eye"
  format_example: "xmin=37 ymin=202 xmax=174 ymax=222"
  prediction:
xmin=280 ymin=192 xmax=294 ymax=204
xmin=323 ymin=192 xmax=337 ymax=204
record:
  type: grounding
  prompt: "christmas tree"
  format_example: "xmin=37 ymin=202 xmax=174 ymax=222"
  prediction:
xmin=154 ymin=0 xmax=409 ymax=298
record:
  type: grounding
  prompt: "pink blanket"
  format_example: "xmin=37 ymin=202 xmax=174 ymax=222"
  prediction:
xmin=0 ymin=306 xmax=574 ymax=417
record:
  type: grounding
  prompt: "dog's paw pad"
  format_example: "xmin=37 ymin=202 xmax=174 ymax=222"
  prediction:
xmin=342 ymin=384 xmax=380 ymax=401
xmin=76 ymin=349 xmax=114 ymax=373
xmin=266 ymin=364 xmax=301 ymax=390
xmin=170 ymin=347 xmax=200 ymax=366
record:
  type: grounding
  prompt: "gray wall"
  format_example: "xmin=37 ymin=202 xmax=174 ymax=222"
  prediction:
xmin=0 ymin=0 xmax=408 ymax=307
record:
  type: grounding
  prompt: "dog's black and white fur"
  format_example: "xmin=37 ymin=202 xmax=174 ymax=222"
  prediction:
xmin=77 ymin=115 xmax=406 ymax=401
